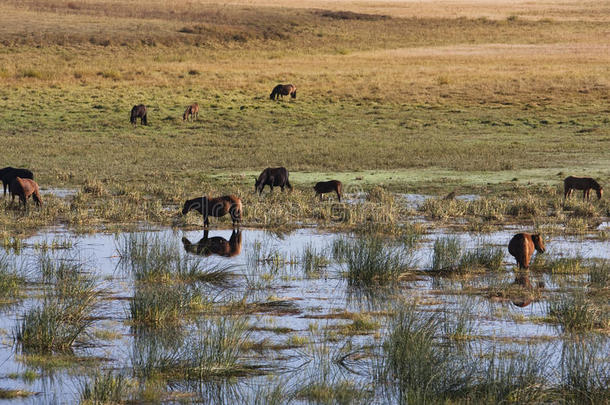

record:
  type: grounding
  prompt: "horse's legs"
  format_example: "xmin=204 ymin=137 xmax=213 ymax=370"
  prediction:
xmin=3 ymin=182 xmax=6 ymax=195
xmin=336 ymin=190 xmax=341 ymax=202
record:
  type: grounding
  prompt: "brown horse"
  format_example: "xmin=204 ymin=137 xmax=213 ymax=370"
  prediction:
xmin=130 ymin=104 xmax=147 ymax=125
xmin=314 ymin=180 xmax=342 ymax=202
xmin=508 ymin=233 xmax=545 ymax=270
xmin=182 ymin=195 xmax=242 ymax=227
xmin=564 ymin=176 xmax=603 ymax=201
xmin=10 ymin=177 xmax=42 ymax=210
xmin=182 ymin=229 xmax=242 ymax=257
xmin=270 ymin=84 xmax=296 ymax=100
xmin=183 ymin=103 xmax=199 ymax=121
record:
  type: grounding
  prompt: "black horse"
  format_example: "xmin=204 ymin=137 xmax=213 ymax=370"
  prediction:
xmin=270 ymin=84 xmax=296 ymax=100
xmin=254 ymin=167 xmax=292 ymax=195
xmin=130 ymin=104 xmax=147 ymax=125
xmin=0 ymin=167 xmax=34 ymax=195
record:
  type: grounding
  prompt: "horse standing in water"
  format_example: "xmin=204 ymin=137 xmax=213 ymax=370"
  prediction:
xmin=254 ymin=167 xmax=292 ymax=195
xmin=270 ymin=84 xmax=296 ymax=100
xmin=313 ymin=180 xmax=342 ymax=202
xmin=10 ymin=177 xmax=42 ymax=210
xmin=183 ymin=103 xmax=199 ymax=121
xmin=182 ymin=229 xmax=242 ymax=257
xmin=563 ymin=176 xmax=603 ymax=201
xmin=182 ymin=195 xmax=242 ymax=227
xmin=130 ymin=104 xmax=148 ymax=125
xmin=508 ymin=233 xmax=545 ymax=270
xmin=0 ymin=167 xmax=33 ymax=195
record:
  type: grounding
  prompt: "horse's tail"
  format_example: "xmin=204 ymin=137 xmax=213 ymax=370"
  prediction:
xmin=336 ymin=182 xmax=342 ymax=201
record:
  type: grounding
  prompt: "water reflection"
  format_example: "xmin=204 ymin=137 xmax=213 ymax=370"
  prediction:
xmin=182 ymin=230 xmax=242 ymax=258
xmin=511 ymin=272 xmax=544 ymax=308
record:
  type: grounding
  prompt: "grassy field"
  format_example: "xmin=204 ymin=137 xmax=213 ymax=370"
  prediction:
xmin=0 ymin=0 xmax=609 ymax=228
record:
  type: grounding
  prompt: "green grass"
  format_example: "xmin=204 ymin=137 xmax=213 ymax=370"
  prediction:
xmin=80 ymin=370 xmax=131 ymax=404
xmin=15 ymin=255 xmax=100 ymax=353
xmin=341 ymin=235 xmax=412 ymax=286
xmin=547 ymin=293 xmax=605 ymax=332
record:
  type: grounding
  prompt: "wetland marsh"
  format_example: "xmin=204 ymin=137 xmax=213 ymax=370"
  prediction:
xmin=1 ymin=0 xmax=609 ymax=403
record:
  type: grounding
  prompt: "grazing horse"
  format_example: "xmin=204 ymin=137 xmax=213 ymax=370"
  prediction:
xmin=254 ymin=167 xmax=292 ymax=195
xmin=270 ymin=84 xmax=296 ymax=100
xmin=313 ymin=180 xmax=342 ymax=202
xmin=183 ymin=103 xmax=199 ymax=121
xmin=508 ymin=233 xmax=545 ymax=270
xmin=0 ymin=167 xmax=33 ymax=195
xmin=10 ymin=177 xmax=42 ymax=210
xmin=182 ymin=195 xmax=242 ymax=227
xmin=564 ymin=176 xmax=603 ymax=201
xmin=130 ymin=104 xmax=147 ymax=125
xmin=182 ymin=229 xmax=242 ymax=257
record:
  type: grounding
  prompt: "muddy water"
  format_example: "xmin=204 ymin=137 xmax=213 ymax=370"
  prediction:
xmin=0 ymin=225 xmax=608 ymax=404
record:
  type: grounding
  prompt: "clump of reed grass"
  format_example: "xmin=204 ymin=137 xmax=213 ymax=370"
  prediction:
xmin=531 ymin=255 xmax=587 ymax=274
xmin=547 ymin=292 xmax=602 ymax=332
xmin=561 ymin=337 xmax=610 ymax=404
xmin=15 ymin=255 xmax=100 ymax=352
xmin=432 ymin=237 xmax=505 ymax=274
xmin=379 ymin=303 xmax=472 ymax=402
xmin=0 ymin=253 xmax=26 ymax=302
xmin=341 ymin=235 xmax=411 ymax=286
xmin=471 ymin=346 xmax=550 ymax=403
xmin=588 ymin=260 xmax=609 ymax=287
xmin=431 ymin=236 xmax=463 ymax=272
xmin=129 ymin=283 xmax=207 ymax=326
xmin=80 ymin=370 xmax=131 ymax=404
xmin=118 ymin=232 xmax=233 ymax=284
xmin=300 ymin=243 xmax=329 ymax=277
xmin=132 ymin=318 xmax=255 ymax=381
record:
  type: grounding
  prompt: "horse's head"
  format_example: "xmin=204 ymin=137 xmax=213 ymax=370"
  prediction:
xmin=183 ymin=111 xmax=188 ymax=121
xmin=597 ymin=187 xmax=603 ymax=199
xmin=182 ymin=198 xmax=203 ymax=215
xmin=531 ymin=234 xmax=545 ymax=253
xmin=291 ymin=89 xmax=296 ymax=99
xmin=254 ymin=176 xmax=262 ymax=193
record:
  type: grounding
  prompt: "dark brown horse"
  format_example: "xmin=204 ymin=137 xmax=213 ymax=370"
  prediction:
xmin=182 ymin=229 xmax=242 ymax=257
xmin=270 ymin=84 xmax=296 ymax=100
xmin=0 ymin=167 xmax=33 ymax=195
xmin=314 ymin=180 xmax=342 ymax=202
xmin=254 ymin=167 xmax=292 ymax=195
xmin=564 ymin=176 xmax=603 ymax=201
xmin=508 ymin=233 xmax=545 ymax=270
xmin=182 ymin=195 xmax=242 ymax=227
xmin=10 ymin=177 xmax=42 ymax=210
xmin=183 ymin=103 xmax=199 ymax=121
xmin=130 ymin=104 xmax=147 ymax=125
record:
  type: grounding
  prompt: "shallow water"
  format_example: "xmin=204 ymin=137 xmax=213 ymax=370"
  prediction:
xmin=0 ymin=224 xmax=607 ymax=403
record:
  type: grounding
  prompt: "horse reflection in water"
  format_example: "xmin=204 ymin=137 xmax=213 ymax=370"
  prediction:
xmin=510 ymin=273 xmax=545 ymax=308
xmin=181 ymin=230 xmax=242 ymax=258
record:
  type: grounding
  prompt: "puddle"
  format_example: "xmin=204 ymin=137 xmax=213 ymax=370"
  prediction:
xmin=39 ymin=188 xmax=78 ymax=198
xmin=0 ymin=224 xmax=607 ymax=403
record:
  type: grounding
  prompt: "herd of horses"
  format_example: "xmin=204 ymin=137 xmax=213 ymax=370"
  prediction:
xmin=129 ymin=83 xmax=296 ymax=126
xmin=2 ymin=80 xmax=606 ymax=275
xmin=0 ymin=162 xmax=604 ymax=272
